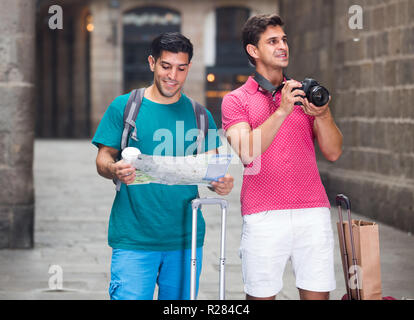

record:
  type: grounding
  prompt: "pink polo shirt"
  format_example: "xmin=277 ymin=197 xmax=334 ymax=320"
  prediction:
xmin=221 ymin=76 xmax=330 ymax=216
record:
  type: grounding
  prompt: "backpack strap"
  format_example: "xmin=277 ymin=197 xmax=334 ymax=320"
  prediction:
xmin=115 ymin=88 xmax=145 ymax=191
xmin=189 ymin=97 xmax=209 ymax=154
xmin=121 ymin=88 xmax=146 ymax=150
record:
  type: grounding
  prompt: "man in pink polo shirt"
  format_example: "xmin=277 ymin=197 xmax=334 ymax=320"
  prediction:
xmin=222 ymin=14 xmax=343 ymax=300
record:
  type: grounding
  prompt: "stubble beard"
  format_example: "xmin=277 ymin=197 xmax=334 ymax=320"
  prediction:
xmin=155 ymin=77 xmax=181 ymax=98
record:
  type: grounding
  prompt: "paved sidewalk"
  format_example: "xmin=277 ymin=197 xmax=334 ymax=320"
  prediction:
xmin=0 ymin=140 xmax=412 ymax=300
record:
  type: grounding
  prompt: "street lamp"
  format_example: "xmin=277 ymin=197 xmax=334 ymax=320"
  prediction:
xmin=86 ymin=14 xmax=94 ymax=32
xmin=108 ymin=0 xmax=120 ymax=45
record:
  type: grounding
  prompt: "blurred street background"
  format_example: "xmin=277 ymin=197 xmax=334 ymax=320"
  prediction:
xmin=0 ymin=0 xmax=413 ymax=299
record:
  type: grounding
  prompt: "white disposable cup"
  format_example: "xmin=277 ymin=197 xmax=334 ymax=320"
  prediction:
xmin=121 ymin=147 xmax=141 ymax=165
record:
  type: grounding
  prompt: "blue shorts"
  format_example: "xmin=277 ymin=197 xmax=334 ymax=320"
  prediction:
xmin=109 ymin=247 xmax=203 ymax=300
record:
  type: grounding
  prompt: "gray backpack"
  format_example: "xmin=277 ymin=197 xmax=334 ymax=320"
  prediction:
xmin=115 ymin=88 xmax=209 ymax=191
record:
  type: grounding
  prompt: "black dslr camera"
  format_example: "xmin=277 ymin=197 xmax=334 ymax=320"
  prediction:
xmin=294 ymin=78 xmax=330 ymax=107
xmin=253 ymin=72 xmax=330 ymax=107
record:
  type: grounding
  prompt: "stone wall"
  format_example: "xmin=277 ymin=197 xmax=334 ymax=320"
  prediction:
xmin=0 ymin=0 xmax=36 ymax=248
xmin=280 ymin=0 xmax=414 ymax=232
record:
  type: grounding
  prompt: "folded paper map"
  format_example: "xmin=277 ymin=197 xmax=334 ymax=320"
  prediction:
xmin=127 ymin=153 xmax=232 ymax=186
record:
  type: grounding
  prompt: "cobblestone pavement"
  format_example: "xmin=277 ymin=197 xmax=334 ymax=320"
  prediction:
xmin=0 ymin=140 xmax=412 ymax=300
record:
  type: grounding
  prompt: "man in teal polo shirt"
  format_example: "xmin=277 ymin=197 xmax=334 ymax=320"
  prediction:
xmin=92 ymin=32 xmax=234 ymax=300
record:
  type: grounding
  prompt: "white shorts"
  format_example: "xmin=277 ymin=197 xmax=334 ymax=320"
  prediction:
xmin=240 ymin=207 xmax=336 ymax=298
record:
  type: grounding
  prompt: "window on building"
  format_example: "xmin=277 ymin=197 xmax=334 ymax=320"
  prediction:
xmin=205 ymin=6 xmax=253 ymax=128
xmin=215 ymin=7 xmax=250 ymax=67
xmin=123 ymin=6 xmax=181 ymax=92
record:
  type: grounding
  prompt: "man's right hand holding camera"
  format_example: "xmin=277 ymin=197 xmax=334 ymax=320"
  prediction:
xmin=277 ymin=79 xmax=305 ymax=117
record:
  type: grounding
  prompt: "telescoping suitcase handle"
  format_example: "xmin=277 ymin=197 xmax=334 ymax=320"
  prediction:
xmin=336 ymin=194 xmax=361 ymax=300
xmin=190 ymin=198 xmax=228 ymax=300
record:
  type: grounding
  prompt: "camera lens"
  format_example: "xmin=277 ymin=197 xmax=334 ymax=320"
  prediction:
xmin=310 ymin=86 xmax=329 ymax=107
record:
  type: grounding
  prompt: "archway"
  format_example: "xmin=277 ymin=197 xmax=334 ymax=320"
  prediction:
xmin=35 ymin=5 xmax=92 ymax=138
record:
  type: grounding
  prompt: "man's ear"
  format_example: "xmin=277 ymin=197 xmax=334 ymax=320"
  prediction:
xmin=246 ymin=44 xmax=259 ymax=61
xmin=148 ymin=55 xmax=155 ymax=72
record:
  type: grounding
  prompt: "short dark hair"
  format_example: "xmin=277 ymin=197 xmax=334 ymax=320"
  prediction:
xmin=242 ymin=14 xmax=285 ymax=65
xmin=150 ymin=32 xmax=193 ymax=63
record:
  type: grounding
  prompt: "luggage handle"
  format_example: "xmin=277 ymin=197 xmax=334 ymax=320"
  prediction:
xmin=336 ymin=194 xmax=361 ymax=300
xmin=193 ymin=198 xmax=228 ymax=208
xmin=336 ymin=193 xmax=351 ymax=210
xmin=190 ymin=198 xmax=228 ymax=300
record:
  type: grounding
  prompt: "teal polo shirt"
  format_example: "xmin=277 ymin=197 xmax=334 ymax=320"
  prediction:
xmin=92 ymin=92 xmax=221 ymax=251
